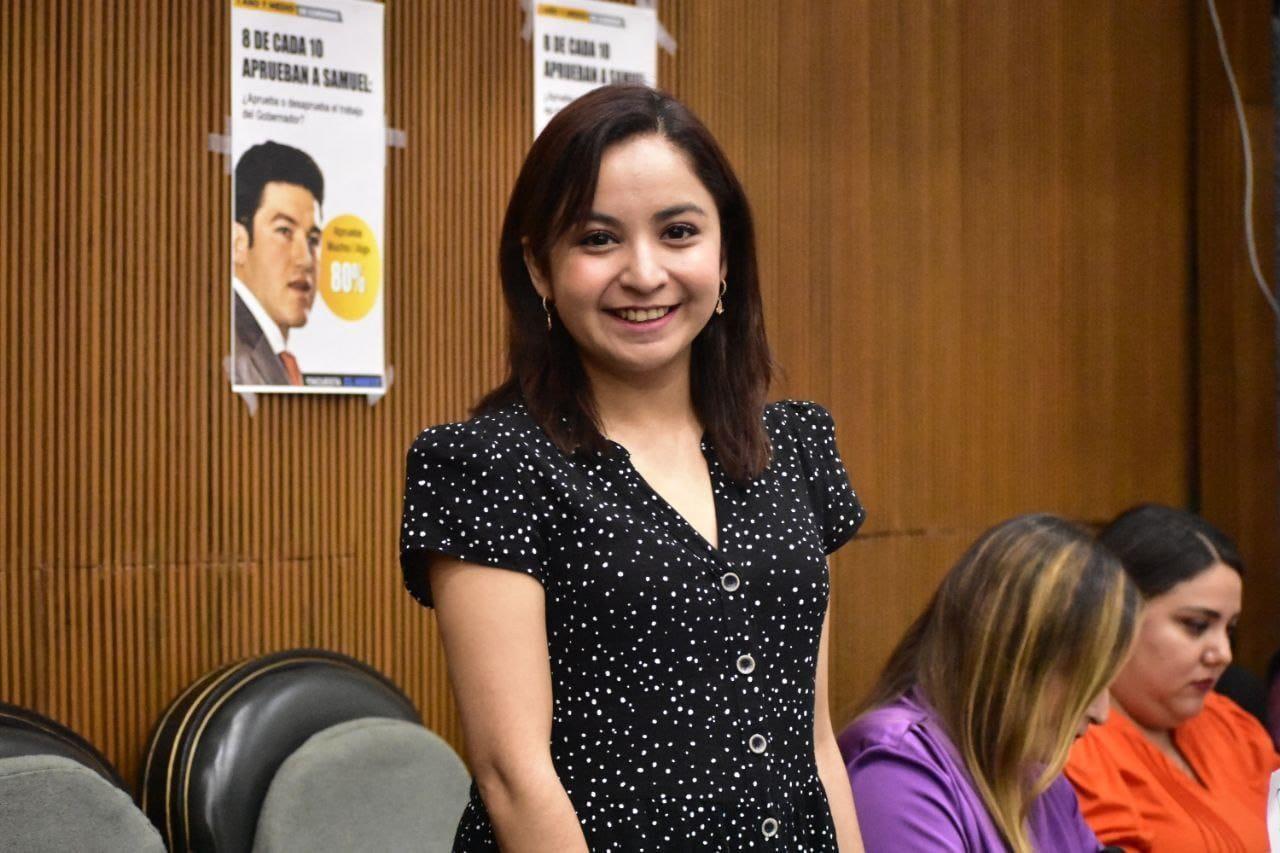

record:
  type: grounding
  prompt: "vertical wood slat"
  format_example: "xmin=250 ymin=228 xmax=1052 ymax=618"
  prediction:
xmin=1 ymin=0 xmax=1272 ymax=794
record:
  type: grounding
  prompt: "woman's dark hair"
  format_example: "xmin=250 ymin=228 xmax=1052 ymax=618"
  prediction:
xmin=474 ymin=85 xmax=774 ymax=482
xmin=1097 ymin=503 xmax=1244 ymax=599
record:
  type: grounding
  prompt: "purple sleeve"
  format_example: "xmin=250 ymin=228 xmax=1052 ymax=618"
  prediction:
xmin=847 ymin=745 xmax=967 ymax=853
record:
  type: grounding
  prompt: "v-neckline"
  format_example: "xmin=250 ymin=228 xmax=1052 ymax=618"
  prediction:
xmin=1120 ymin=712 xmax=1211 ymax=790
xmin=609 ymin=437 xmax=725 ymax=555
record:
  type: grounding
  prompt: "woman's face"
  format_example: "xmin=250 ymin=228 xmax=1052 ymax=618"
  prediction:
xmin=530 ymin=133 xmax=725 ymax=384
xmin=1075 ymin=689 xmax=1112 ymax=739
xmin=1110 ymin=562 xmax=1242 ymax=731
xmin=1033 ymin=682 xmax=1110 ymax=760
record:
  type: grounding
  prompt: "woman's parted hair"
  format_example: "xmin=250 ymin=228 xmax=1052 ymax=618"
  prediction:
xmin=474 ymin=85 xmax=774 ymax=482
xmin=856 ymin=514 xmax=1140 ymax=853
xmin=1097 ymin=503 xmax=1244 ymax=600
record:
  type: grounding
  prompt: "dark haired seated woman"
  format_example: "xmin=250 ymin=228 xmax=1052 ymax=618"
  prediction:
xmin=839 ymin=515 xmax=1139 ymax=853
xmin=1065 ymin=504 xmax=1280 ymax=852
xmin=400 ymin=85 xmax=867 ymax=850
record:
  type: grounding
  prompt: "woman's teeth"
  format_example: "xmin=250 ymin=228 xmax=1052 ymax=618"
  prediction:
xmin=615 ymin=307 xmax=671 ymax=322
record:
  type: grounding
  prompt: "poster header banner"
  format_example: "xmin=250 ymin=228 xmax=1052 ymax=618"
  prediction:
xmin=533 ymin=0 xmax=657 ymax=137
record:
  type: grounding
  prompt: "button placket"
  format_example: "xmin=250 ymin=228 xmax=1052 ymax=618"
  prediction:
xmin=704 ymin=468 xmax=775 ymax=837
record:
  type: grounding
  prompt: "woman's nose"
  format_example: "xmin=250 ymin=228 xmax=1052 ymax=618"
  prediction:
xmin=1204 ymin=629 xmax=1233 ymax=668
xmin=1084 ymin=691 xmax=1111 ymax=726
xmin=621 ymin=242 xmax=668 ymax=292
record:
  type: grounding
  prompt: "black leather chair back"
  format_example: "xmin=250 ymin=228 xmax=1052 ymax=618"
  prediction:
xmin=0 ymin=702 xmax=124 ymax=788
xmin=140 ymin=648 xmax=419 ymax=852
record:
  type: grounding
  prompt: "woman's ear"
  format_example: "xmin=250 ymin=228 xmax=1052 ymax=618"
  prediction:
xmin=523 ymin=240 xmax=551 ymax=300
xmin=719 ymin=250 xmax=728 ymax=284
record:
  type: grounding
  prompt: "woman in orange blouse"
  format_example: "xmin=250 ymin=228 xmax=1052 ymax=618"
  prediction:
xmin=1066 ymin=504 xmax=1280 ymax=852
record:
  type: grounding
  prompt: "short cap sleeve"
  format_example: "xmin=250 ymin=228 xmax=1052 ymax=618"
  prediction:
xmin=399 ymin=422 xmax=546 ymax=608
xmin=786 ymin=401 xmax=865 ymax=554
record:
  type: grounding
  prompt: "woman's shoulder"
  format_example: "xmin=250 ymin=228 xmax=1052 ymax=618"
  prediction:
xmin=839 ymin=694 xmax=958 ymax=780
xmin=763 ymin=399 xmax=837 ymax=437
xmin=1199 ymin=689 xmax=1266 ymax=730
xmin=1185 ymin=692 xmax=1280 ymax=768
xmin=412 ymin=399 xmax=534 ymax=440
xmin=762 ymin=399 xmax=844 ymax=469
xmin=408 ymin=400 xmax=544 ymax=458
xmin=840 ymin=693 xmax=995 ymax=848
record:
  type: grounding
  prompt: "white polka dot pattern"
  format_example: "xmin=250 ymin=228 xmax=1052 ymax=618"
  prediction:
xmin=400 ymin=400 xmax=864 ymax=850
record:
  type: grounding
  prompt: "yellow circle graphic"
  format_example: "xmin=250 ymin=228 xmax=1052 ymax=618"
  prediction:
xmin=318 ymin=214 xmax=382 ymax=321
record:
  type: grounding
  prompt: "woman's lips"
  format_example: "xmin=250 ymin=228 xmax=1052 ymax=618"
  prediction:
xmin=607 ymin=304 xmax=679 ymax=330
xmin=1190 ymin=678 xmax=1215 ymax=693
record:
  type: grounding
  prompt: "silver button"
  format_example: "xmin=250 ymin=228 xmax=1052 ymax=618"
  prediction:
xmin=762 ymin=817 xmax=779 ymax=838
xmin=720 ymin=571 xmax=740 ymax=592
xmin=748 ymin=733 xmax=768 ymax=754
xmin=736 ymin=654 xmax=756 ymax=674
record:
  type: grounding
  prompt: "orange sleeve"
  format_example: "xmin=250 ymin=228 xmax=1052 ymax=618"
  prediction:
xmin=1065 ymin=728 xmax=1156 ymax=852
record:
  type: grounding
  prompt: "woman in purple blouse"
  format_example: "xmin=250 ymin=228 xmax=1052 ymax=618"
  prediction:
xmin=839 ymin=515 xmax=1140 ymax=853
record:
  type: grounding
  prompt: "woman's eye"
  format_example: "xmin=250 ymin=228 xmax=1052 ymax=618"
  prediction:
xmin=1180 ymin=619 xmax=1210 ymax=636
xmin=276 ymin=227 xmax=293 ymax=239
xmin=580 ymin=231 xmax=616 ymax=247
xmin=664 ymin=223 xmax=698 ymax=240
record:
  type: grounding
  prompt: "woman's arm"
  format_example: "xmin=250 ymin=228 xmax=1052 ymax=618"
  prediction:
xmin=814 ymin=605 xmax=865 ymax=852
xmin=429 ymin=554 xmax=589 ymax=852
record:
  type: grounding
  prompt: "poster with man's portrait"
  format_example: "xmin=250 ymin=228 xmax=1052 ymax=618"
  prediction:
xmin=230 ymin=0 xmax=386 ymax=395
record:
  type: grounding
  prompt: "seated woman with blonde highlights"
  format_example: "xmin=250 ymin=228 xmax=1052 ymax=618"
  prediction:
xmin=839 ymin=515 xmax=1140 ymax=853
xmin=1065 ymin=504 xmax=1280 ymax=852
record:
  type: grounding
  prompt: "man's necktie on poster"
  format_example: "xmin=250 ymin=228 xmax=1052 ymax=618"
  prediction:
xmin=279 ymin=351 xmax=302 ymax=386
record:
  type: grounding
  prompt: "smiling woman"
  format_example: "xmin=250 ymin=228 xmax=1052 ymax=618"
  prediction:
xmin=479 ymin=84 xmax=772 ymax=484
xmin=523 ymin=134 xmax=725 ymax=396
xmin=400 ymin=86 xmax=867 ymax=852
xmin=1065 ymin=504 xmax=1280 ymax=852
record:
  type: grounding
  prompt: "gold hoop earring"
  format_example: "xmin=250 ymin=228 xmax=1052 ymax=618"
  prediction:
xmin=715 ymin=279 xmax=726 ymax=315
xmin=542 ymin=296 xmax=553 ymax=331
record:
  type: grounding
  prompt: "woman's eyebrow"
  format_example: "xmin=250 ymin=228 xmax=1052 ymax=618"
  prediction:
xmin=585 ymin=211 xmax=623 ymax=228
xmin=653 ymin=203 xmax=706 ymax=221
xmin=1178 ymin=606 xmax=1223 ymax=620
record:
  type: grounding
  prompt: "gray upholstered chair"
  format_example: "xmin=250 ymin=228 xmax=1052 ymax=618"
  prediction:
xmin=142 ymin=648 xmax=469 ymax=851
xmin=0 ymin=703 xmax=163 ymax=853
xmin=0 ymin=755 xmax=165 ymax=853
xmin=252 ymin=717 xmax=470 ymax=852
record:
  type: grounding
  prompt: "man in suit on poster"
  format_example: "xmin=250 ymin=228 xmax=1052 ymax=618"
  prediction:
xmin=231 ymin=141 xmax=324 ymax=387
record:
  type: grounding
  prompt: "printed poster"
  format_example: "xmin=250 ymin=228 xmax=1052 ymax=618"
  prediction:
xmin=230 ymin=0 xmax=386 ymax=395
xmin=533 ymin=0 xmax=657 ymax=136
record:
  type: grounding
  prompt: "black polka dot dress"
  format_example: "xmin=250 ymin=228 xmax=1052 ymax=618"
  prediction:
xmin=400 ymin=400 xmax=864 ymax=851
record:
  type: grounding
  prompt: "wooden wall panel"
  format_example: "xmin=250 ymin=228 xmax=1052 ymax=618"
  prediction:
xmin=828 ymin=531 xmax=977 ymax=724
xmin=826 ymin=1 xmax=1193 ymax=535
xmin=2 ymin=0 xmax=1270 ymax=799
xmin=1193 ymin=0 xmax=1280 ymax=673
